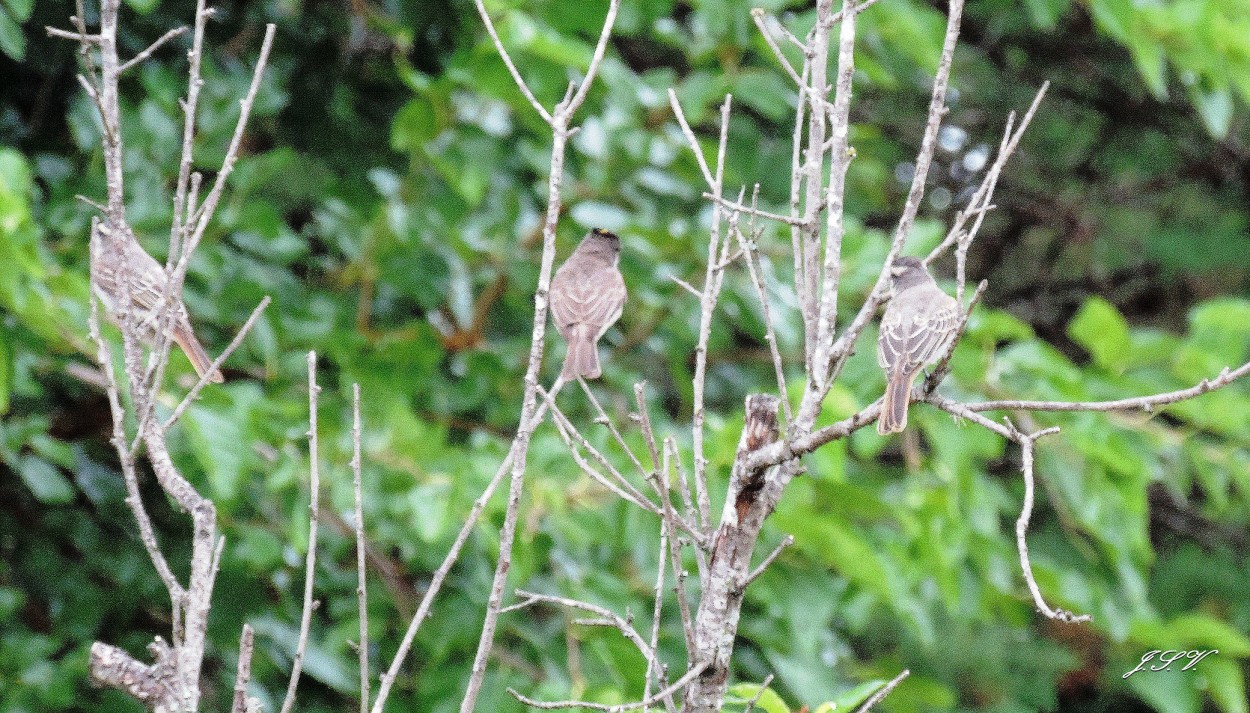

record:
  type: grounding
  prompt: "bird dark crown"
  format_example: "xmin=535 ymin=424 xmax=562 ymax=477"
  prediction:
xmin=591 ymin=227 xmax=619 ymax=239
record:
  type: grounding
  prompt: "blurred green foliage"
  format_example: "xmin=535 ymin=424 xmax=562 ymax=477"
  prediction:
xmin=1 ymin=1 xmax=1248 ymax=712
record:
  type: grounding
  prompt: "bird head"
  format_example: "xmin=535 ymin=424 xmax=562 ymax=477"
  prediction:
xmin=889 ymin=256 xmax=931 ymax=291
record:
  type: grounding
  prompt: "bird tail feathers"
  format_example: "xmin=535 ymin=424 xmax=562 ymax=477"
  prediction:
xmin=878 ymin=371 xmax=914 ymax=435
xmin=561 ymin=325 xmax=601 ymax=380
xmin=173 ymin=327 xmax=224 ymax=384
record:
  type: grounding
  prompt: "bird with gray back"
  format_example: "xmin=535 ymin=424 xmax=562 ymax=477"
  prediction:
xmin=549 ymin=228 xmax=627 ymax=380
xmin=876 ymin=256 xmax=959 ymax=434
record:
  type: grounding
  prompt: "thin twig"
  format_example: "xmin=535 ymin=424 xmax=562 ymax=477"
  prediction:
xmin=705 ymin=194 xmax=810 ymax=227
xmin=184 ymin=24 xmax=276 ymax=257
xmin=160 ymin=296 xmax=271 ymax=430
xmin=46 ymin=26 xmax=101 ymax=41
xmin=852 ymin=669 xmax=910 ymax=713
xmin=119 ymin=26 xmax=189 ymax=73
xmin=925 ymin=82 xmax=1049 ymax=269
xmin=1015 ymin=427 xmax=1090 ymax=623
xmin=579 ymin=378 xmax=649 ymax=477
xmin=634 ymin=382 xmax=662 ymax=473
xmin=371 ymin=393 xmax=556 ymax=713
xmin=643 ymin=457 xmax=674 ymax=713
xmin=965 ymin=361 xmax=1250 ymax=413
xmin=352 ymin=384 xmax=370 ymax=713
xmin=507 ymin=591 xmax=661 ymax=677
xmin=278 ymin=352 xmax=323 ymax=713
xmin=509 ymin=661 xmax=710 ymax=711
xmin=741 ymin=674 xmax=775 ymax=713
xmin=741 ymin=534 xmax=793 ymax=589
xmin=749 ymin=9 xmax=803 ymax=86
xmin=230 ymin=625 xmax=256 ymax=713
xmin=470 ymin=0 xmax=555 ymax=125
xmin=667 ymin=90 xmax=714 ymax=188
xmin=688 ymin=95 xmax=734 ymax=534
xmin=732 ymin=216 xmax=792 ymax=427
xmin=540 ymin=386 xmax=662 ymax=517
xmin=669 ymin=274 xmax=703 ymax=298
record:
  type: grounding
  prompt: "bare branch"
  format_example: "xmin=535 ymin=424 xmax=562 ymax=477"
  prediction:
xmin=46 ymin=26 xmax=101 ymax=41
xmin=279 ymin=352 xmax=324 ymax=713
xmin=352 ymin=384 xmax=370 ymax=713
xmin=925 ymin=82 xmax=1049 ymax=270
xmin=666 ymin=437 xmax=697 ymax=528
xmin=119 ymin=26 xmax=188 ymax=73
xmin=509 ymin=661 xmax=710 ymax=712
xmin=184 ymin=24 xmax=276 ymax=256
xmin=668 ymin=273 xmax=703 ymax=298
xmin=890 ymin=0 xmax=962 ymax=256
xmin=852 ymin=669 xmax=910 ymax=713
xmin=964 ymin=361 xmax=1250 ymax=413
xmin=705 ymin=193 xmax=810 ymax=227
xmin=810 ymin=0 xmax=859 ymax=390
xmin=579 ymin=377 xmax=649 ymax=478
xmin=506 ymin=591 xmax=662 ymax=679
xmin=1014 ymin=427 xmax=1091 ymax=623
xmin=231 ymin=625 xmax=256 ymax=713
xmin=564 ymin=0 xmax=622 ymax=118
xmin=541 ymin=386 xmax=662 ymax=516
xmin=470 ymin=0 xmax=555 ymax=125
xmin=91 ymin=295 xmax=183 ymax=602
xmin=643 ymin=469 xmax=674 ymax=713
xmin=689 ymin=95 xmax=735 ymax=534
xmin=168 ymin=0 xmax=209 ymax=265
xmin=811 ymin=0 xmax=965 ymax=401
xmin=371 ymin=393 xmax=558 ymax=713
xmin=160 ymin=296 xmax=271 ymax=430
xmin=741 ymin=534 xmax=794 ymax=589
xmin=634 ymin=382 xmax=662 ymax=472
xmin=749 ymin=9 xmax=803 ymax=87
xmin=731 ymin=209 xmax=792 ymax=426
xmin=667 ymin=90 xmax=715 ymax=188
xmin=741 ymin=675 xmax=776 ymax=713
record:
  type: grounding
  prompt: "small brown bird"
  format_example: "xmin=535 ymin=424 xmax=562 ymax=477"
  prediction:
xmin=550 ymin=228 xmax=627 ymax=380
xmin=876 ymin=256 xmax=958 ymax=434
xmin=91 ymin=221 xmax=224 ymax=383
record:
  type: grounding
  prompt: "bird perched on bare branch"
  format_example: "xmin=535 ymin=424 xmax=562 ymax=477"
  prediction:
xmin=877 ymin=256 xmax=958 ymax=434
xmin=550 ymin=228 xmax=627 ymax=380
xmin=90 ymin=221 xmax=223 ymax=383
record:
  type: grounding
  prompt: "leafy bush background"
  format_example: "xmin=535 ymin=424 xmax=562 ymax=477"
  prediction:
xmin=1 ymin=0 xmax=1248 ymax=711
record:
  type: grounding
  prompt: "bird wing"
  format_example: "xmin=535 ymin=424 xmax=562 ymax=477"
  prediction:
xmin=122 ymin=235 xmax=190 ymax=326
xmin=877 ymin=286 xmax=959 ymax=374
xmin=551 ymin=265 xmax=626 ymax=337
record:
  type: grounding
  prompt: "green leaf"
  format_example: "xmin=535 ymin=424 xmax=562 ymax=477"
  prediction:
xmin=1068 ymin=296 xmax=1132 ymax=373
xmin=828 ymin=679 xmax=890 ymax=710
xmin=1189 ymin=84 xmax=1234 ymax=139
xmin=726 ymin=683 xmax=790 ymax=713
xmin=1127 ymin=38 xmax=1168 ymax=99
xmin=2 ymin=0 xmax=33 ymax=22
xmin=1022 ymin=0 xmax=1072 ymax=30
xmin=18 ymin=456 xmax=75 ymax=505
xmin=122 ymin=0 xmax=160 ymax=14
xmin=0 ymin=328 xmax=9 ymax=414
xmin=0 ymin=7 xmax=25 ymax=61
xmin=1126 ymin=665 xmax=1200 ymax=713
xmin=1205 ymin=657 xmax=1249 ymax=713
xmin=1166 ymin=614 xmax=1250 ymax=656
xmin=391 ymin=98 xmax=440 ymax=153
